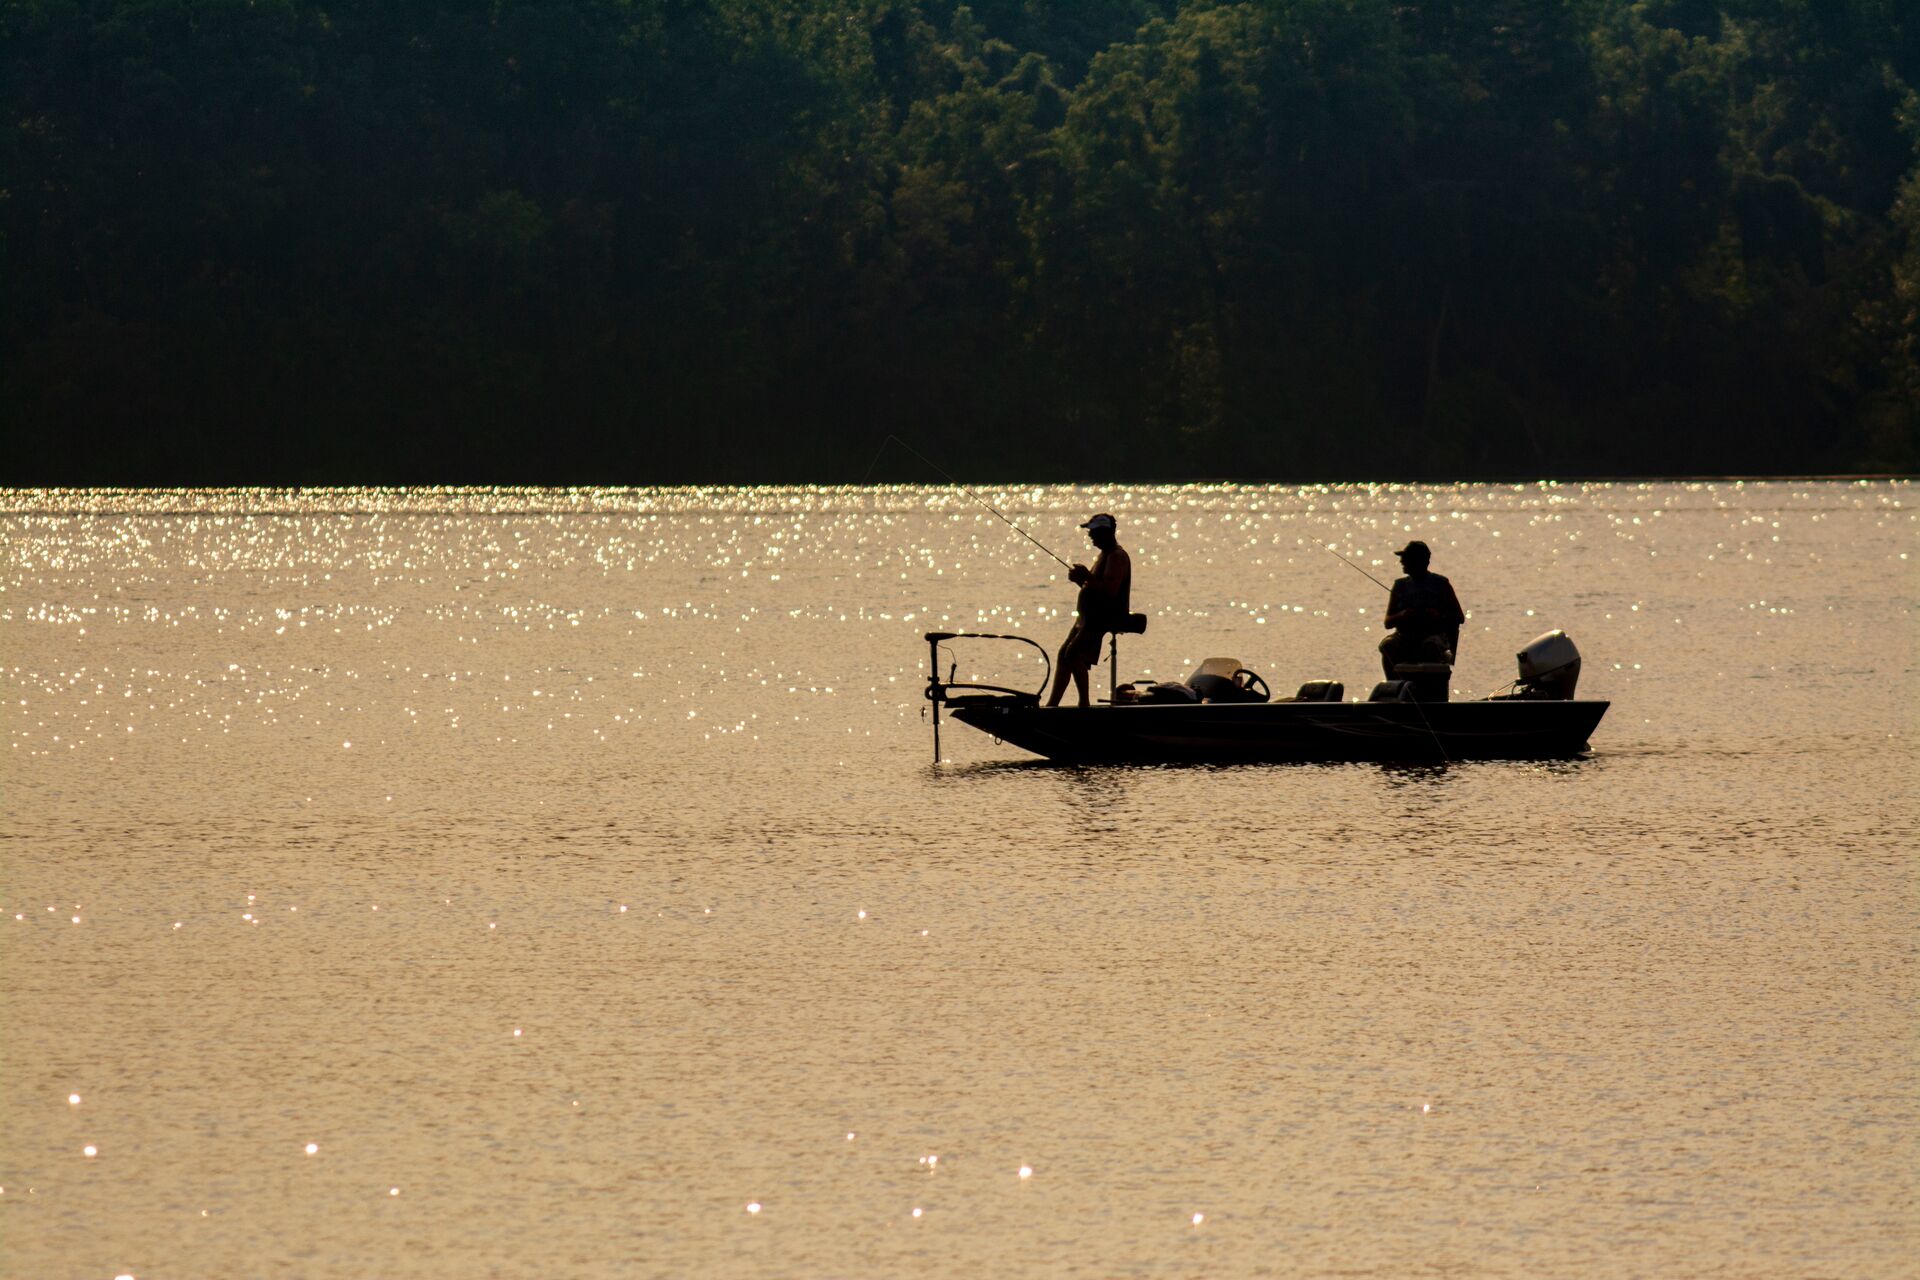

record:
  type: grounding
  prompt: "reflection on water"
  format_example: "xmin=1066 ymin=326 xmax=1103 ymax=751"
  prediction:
xmin=1 ymin=482 xmax=1914 ymax=1278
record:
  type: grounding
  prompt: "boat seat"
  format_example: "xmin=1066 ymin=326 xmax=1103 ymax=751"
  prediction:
xmin=1369 ymin=679 xmax=1415 ymax=702
xmin=1389 ymin=660 xmax=1452 ymax=703
xmin=1279 ymin=679 xmax=1344 ymax=702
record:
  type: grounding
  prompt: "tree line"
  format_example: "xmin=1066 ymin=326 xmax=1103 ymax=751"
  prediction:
xmin=4 ymin=0 xmax=1915 ymax=482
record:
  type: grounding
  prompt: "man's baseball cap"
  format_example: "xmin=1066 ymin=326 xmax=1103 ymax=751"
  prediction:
xmin=1080 ymin=513 xmax=1117 ymax=532
xmin=1395 ymin=540 xmax=1431 ymax=559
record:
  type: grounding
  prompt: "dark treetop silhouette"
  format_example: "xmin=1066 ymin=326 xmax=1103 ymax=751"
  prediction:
xmin=4 ymin=0 xmax=1916 ymax=484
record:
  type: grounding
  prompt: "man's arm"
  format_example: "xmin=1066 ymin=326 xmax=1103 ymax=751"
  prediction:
xmin=1441 ymin=579 xmax=1465 ymax=627
xmin=1383 ymin=580 xmax=1408 ymax=629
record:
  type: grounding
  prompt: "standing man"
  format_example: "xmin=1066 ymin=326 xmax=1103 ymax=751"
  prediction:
xmin=1378 ymin=540 xmax=1465 ymax=679
xmin=1047 ymin=513 xmax=1132 ymax=707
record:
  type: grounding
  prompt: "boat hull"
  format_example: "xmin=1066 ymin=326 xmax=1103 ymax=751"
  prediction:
xmin=946 ymin=697 xmax=1609 ymax=764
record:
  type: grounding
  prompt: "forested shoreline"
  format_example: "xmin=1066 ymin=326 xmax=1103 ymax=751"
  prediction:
xmin=4 ymin=1 xmax=1916 ymax=483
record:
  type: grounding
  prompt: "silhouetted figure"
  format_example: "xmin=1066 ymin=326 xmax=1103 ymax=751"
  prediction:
xmin=1379 ymin=540 xmax=1465 ymax=679
xmin=1048 ymin=513 xmax=1132 ymax=707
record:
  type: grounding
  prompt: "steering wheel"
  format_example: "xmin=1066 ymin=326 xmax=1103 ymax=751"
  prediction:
xmin=1232 ymin=668 xmax=1271 ymax=702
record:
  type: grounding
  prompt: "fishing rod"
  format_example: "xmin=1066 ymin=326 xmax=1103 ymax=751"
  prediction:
xmin=1326 ymin=546 xmax=1392 ymax=593
xmin=864 ymin=434 xmax=1074 ymax=571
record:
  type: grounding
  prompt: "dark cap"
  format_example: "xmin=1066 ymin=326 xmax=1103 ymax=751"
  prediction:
xmin=1080 ymin=513 xmax=1117 ymax=532
xmin=1395 ymin=540 xmax=1431 ymax=560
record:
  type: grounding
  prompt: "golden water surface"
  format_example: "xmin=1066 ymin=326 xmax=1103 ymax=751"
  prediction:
xmin=2 ymin=483 xmax=1914 ymax=1278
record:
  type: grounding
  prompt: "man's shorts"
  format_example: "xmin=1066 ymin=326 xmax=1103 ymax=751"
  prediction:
xmin=1061 ymin=622 xmax=1107 ymax=668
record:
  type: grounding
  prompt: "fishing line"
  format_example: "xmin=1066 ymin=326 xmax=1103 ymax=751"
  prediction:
xmin=1406 ymin=688 xmax=1452 ymax=764
xmin=1325 ymin=546 xmax=1391 ymax=593
xmin=861 ymin=434 xmax=1074 ymax=570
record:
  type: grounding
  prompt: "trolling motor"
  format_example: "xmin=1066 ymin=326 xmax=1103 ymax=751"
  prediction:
xmin=924 ymin=631 xmax=1053 ymax=762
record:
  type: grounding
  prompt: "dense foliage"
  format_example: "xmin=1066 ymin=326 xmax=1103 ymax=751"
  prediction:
xmin=4 ymin=0 xmax=1915 ymax=481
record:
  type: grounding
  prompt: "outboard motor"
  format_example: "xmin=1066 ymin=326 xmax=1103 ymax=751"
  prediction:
xmin=1514 ymin=630 xmax=1582 ymax=699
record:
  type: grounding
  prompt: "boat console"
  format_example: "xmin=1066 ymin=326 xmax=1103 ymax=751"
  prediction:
xmin=1187 ymin=658 xmax=1270 ymax=703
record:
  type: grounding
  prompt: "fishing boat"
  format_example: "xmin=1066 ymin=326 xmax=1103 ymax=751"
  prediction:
xmin=923 ymin=628 xmax=1608 ymax=764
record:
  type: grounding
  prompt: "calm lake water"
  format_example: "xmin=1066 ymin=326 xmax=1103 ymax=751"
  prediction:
xmin=2 ymin=482 xmax=1914 ymax=1279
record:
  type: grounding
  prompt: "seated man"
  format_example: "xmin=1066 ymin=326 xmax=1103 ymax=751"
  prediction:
xmin=1378 ymin=540 xmax=1465 ymax=679
xmin=1047 ymin=513 xmax=1132 ymax=707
